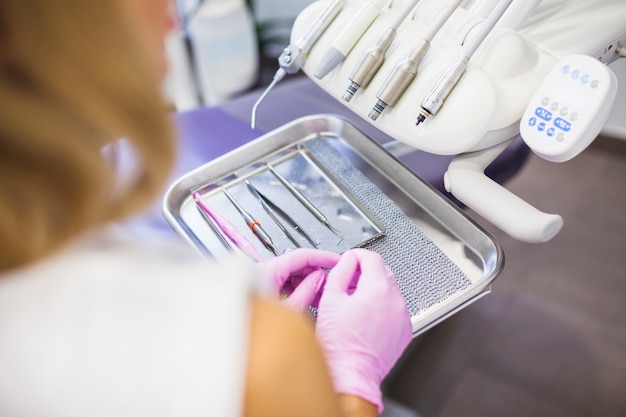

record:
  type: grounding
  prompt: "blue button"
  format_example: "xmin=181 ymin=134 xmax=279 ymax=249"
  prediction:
xmin=528 ymin=117 xmax=537 ymax=127
xmin=535 ymin=107 xmax=552 ymax=121
xmin=554 ymin=117 xmax=571 ymax=132
xmin=538 ymin=122 xmax=546 ymax=132
xmin=562 ymin=65 xmax=570 ymax=74
xmin=571 ymin=70 xmax=580 ymax=79
xmin=547 ymin=127 xmax=555 ymax=137
xmin=581 ymin=74 xmax=589 ymax=84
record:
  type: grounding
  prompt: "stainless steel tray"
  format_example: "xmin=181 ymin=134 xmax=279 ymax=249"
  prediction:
xmin=163 ymin=114 xmax=504 ymax=335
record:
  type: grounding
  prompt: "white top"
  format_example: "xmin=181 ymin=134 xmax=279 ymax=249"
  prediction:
xmin=0 ymin=225 xmax=263 ymax=417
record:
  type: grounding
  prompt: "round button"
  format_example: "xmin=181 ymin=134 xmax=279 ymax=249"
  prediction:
xmin=560 ymin=107 xmax=569 ymax=116
xmin=581 ymin=74 xmax=590 ymax=84
xmin=557 ymin=133 xmax=565 ymax=142
xmin=571 ymin=70 xmax=580 ymax=79
xmin=541 ymin=97 xmax=550 ymax=106
xmin=562 ymin=65 xmax=570 ymax=74
xmin=547 ymin=128 xmax=555 ymax=137
xmin=550 ymin=102 xmax=559 ymax=111
xmin=591 ymin=79 xmax=599 ymax=88
xmin=570 ymin=112 xmax=578 ymax=122
xmin=528 ymin=117 xmax=537 ymax=127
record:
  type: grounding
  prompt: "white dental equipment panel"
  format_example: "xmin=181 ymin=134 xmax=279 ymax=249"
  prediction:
xmin=277 ymin=0 xmax=626 ymax=243
xmin=520 ymin=54 xmax=618 ymax=162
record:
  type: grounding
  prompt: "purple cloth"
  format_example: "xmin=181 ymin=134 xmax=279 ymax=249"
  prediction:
xmin=171 ymin=106 xmax=263 ymax=179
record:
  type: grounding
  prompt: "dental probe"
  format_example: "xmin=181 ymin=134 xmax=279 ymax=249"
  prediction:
xmin=314 ymin=0 xmax=389 ymax=80
xmin=266 ymin=164 xmax=344 ymax=244
xmin=342 ymin=0 xmax=421 ymax=102
xmin=250 ymin=0 xmax=346 ymax=129
xmin=245 ymin=181 xmax=318 ymax=248
xmin=368 ymin=0 xmax=463 ymax=120
xmin=415 ymin=0 xmax=514 ymax=126
xmin=222 ymin=187 xmax=280 ymax=256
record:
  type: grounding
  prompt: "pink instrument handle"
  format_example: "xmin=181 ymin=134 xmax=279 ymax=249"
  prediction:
xmin=192 ymin=191 xmax=262 ymax=262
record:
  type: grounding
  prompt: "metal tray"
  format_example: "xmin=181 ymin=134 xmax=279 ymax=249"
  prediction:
xmin=163 ymin=114 xmax=504 ymax=335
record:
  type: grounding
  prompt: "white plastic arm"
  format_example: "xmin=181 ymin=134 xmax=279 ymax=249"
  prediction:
xmin=444 ymin=139 xmax=563 ymax=243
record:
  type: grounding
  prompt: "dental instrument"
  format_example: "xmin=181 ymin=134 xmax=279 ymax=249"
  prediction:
xmin=192 ymin=191 xmax=262 ymax=261
xmin=247 ymin=180 xmax=307 ymax=248
xmin=266 ymin=164 xmax=344 ymax=243
xmin=193 ymin=193 xmax=235 ymax=252
xmin=342 ymin=0 xmax=421 ymax=102
xmin=415 ymin=0 xmax=514 ymax=126
xmin=250 ymin=0 xmax=347 ymax=129
xmin=222 ymin=187 xmax=280 ymax=256
xmin=245 ymin=181 xmax=300 ymax=248
xmin=368 ymin=0 xmax=463 ymax=120
xmin=314 ymin=0 xmax=389 ymax=80
xmin=245 ymin=180 xmax=318 ymax=248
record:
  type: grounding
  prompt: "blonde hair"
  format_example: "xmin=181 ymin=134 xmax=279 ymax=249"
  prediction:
xmin=0 ymin=1 xmax=176 ymax=270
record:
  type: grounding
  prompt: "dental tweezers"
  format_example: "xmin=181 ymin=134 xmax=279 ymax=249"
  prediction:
xmin=245 ymin=180 xmax=318 ymax=248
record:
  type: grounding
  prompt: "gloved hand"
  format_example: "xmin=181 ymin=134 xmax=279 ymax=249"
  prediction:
xmin=315 ymin=249 xmax=413 ymax=414
xmin=255 ymin=248 xmax=340 ymax=312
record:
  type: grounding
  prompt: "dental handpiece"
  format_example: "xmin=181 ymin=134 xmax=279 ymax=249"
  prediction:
xmin=267 ymin=164 xmax=343 ymax=243
xmin=314 ymin=0 xmax=389 ymax=80
xmin=343 ymin=0 xmax=421 ymax=102
xmin=250 ymin=0 xmax=346 ymax=129
xmin=415 ymin=0 xmax=514 ymax=126
xmin=222 ymin=187 xmax=279 ymax=256
xmin=368 ymin=0 xmax=463 ymax=120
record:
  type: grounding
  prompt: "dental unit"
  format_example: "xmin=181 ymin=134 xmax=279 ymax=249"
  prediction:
xmin=273 ymin=0 xmax=625 ymax=243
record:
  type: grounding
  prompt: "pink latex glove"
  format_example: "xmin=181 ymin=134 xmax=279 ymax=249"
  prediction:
xmin=255 ymin=248 xmax=341 ymax=312
xmin=315 ymin=249 xmax=413 ymax=414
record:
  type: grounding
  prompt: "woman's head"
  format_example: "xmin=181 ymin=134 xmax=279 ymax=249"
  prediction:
xmin=0 ymin=0 xmax=177 ymax=270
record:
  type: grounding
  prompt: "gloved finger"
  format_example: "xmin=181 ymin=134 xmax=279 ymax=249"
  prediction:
xmin=325 ymin=250 xmax=360 ymax=293
xmin=347 ymin=249 xmax=390 ymax=290
xmin=281 ymin=274 xmax=306 ymax=296
xmin=281 ymin=269 xmax=326 ymax=311
xmin=262 ymin=249 xmax=340 ymax=290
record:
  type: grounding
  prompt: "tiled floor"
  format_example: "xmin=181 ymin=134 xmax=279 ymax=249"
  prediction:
xmin=385 ymin=138 xmax=626 ymax=417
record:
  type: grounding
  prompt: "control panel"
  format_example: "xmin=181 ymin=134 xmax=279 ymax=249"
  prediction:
xmin=520 ymin=54 xmax=618 ymax=162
